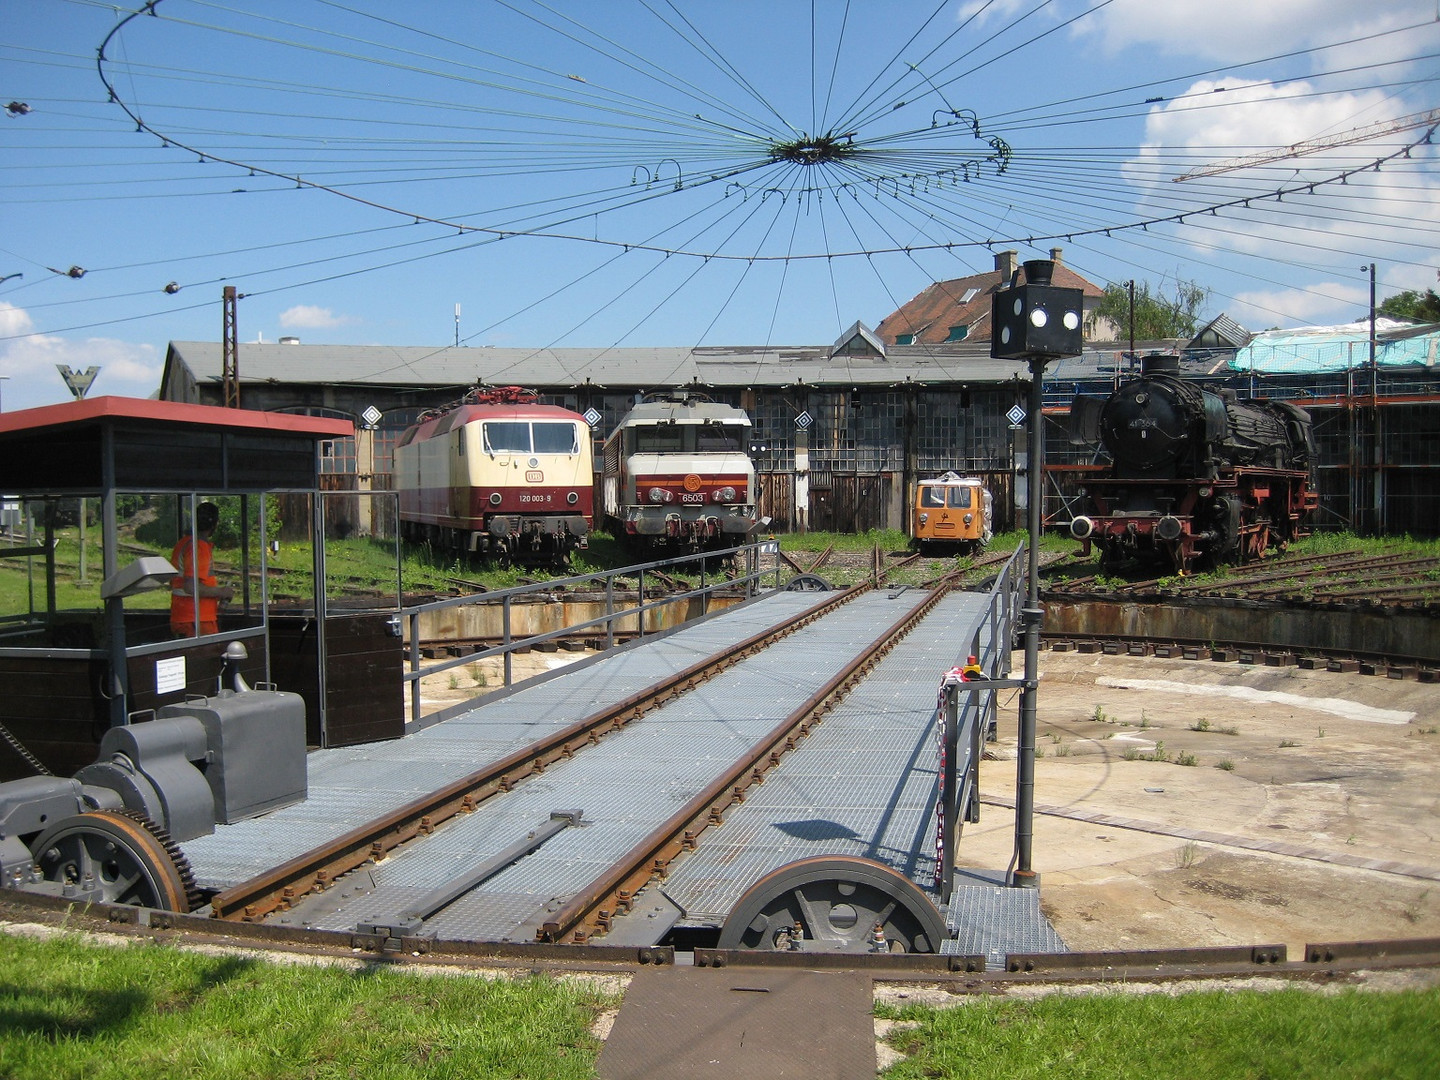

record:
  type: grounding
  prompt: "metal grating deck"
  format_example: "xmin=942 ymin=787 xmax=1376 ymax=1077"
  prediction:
xmin=182 ymin=580 xmax=1065 ymax=965
xmin=180 ymin=588 xmax=836 ymax=889
xmin=267 ymin=590 xmax=940 ymax=942
xmin=655 ymin=589 xmax=1065 ymax=968
xmin=943 ymin=877 xmax=1068 ymax=969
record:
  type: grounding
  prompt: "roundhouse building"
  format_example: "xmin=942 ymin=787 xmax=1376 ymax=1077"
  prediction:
xmin=161 ymin=257 xmax=1440 ymax=540
xmin=160 ymin=326 xmax=1034 ymax=536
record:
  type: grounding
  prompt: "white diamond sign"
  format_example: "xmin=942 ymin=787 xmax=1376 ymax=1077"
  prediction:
xmin=583 ymin=407 xmax=602 ymax=426
xmin=362 ymin=405 xmax=382 ymax=428
xmin=795 ymin=410 xmax=813 ymax=430
xmin=1006 ymin=404 xmax=1026 ymax=427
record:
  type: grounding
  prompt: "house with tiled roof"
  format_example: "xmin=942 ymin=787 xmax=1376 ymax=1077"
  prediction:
xmin=875 ymin=249 xmax=1107 ymax=346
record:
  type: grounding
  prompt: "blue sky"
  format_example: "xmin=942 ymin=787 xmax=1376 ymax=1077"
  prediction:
xmin=3 ymin=0 xmax=1437 ymax=411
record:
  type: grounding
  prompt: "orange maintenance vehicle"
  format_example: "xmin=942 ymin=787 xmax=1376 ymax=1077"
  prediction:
xmin=912 ymin=471 xmax=993 ymax=555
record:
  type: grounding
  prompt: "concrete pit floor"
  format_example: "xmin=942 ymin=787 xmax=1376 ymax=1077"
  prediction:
xmin=968 ymin=648 xmax=1440 ymax=955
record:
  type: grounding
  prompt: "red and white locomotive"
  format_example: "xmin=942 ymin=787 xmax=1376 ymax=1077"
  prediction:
xmin=601 ymin=392 xmax=757 ymax=552
xmin=395 ymin=386 xmax=593 ymax=564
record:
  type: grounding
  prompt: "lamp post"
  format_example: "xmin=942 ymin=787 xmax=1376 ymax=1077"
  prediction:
xmin=990 ymin=258 xmax=1085 ymax=887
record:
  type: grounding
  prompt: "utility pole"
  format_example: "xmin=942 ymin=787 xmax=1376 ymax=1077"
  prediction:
xmin=1362 ymin=262 xmax=1379 ymax=534
xmin=222 ymin=285 xmax=240 ymax=408
xmin=1363 ymin=263 xmax=1377 ymax=399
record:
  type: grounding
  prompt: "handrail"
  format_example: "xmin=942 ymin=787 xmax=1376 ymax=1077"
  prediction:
xmin=938 ymin=541 xmax=1026 ymax=901
xmin=398 ymin=542 xmax=782 ymax=725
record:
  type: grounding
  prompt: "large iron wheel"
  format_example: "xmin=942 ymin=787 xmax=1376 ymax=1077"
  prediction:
xmin=28 ymin=809 xmax=199 ymax=912
xmin=717 ymin=856 xmax=948 ymax=954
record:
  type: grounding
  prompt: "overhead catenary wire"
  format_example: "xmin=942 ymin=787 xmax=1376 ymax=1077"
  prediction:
xmin=2 ymin=0 xmax=1433 ymax=357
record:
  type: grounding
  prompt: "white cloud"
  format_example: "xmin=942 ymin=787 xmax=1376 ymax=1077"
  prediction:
xmin=0 ymin=304 xmax=162 ymax=412
xmin=1074 ymin=0 xmax=1436 ymax=64
xmin=1122 ymin=79 xmax=1440 ymax=325
xmin=279 ymin=305 xmax=354 ymax=330
xmin=1228 ymin=283 xmax=1368 ymax=330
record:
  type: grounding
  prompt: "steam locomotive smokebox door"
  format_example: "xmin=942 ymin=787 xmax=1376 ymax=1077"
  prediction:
xmin=159 ymin=690 xmax=307 ymax=824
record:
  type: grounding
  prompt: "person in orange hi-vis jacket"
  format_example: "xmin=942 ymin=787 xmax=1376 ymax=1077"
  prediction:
xmin=170 ymin=502 xmax=234 ymax=637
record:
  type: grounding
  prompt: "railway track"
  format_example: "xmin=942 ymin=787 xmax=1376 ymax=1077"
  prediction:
xmin=1038 ymin=634 xmax=1439 ymax=680
xmin=7 ymin=888 xmax=1438 ymax=988
xmin=206 ymin=582 xmax=874 ymax=924
xmin=197 ymin=573 xmax=988 ymax=958
xmin=1043 ymin=550 xmax=1440 ymax=609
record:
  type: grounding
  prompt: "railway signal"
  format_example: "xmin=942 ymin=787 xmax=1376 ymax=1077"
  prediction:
xmin=991 ymin=258 xmax=1084 ymax=891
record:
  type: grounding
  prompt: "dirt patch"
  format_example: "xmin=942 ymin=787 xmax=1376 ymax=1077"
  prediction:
xmin=414 ymin=648 xmax=589 ymax=715
xmin=961 ymin=649 xmax=1440 ymax=955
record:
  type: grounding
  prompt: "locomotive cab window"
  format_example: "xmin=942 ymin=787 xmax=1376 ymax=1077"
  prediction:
xmin=632 ymin=426 xmax=685 ymax=453
xmin=482 ymin=421 xmax=530 ymax=453
xmin=482 ymin=420 xmax=581 ymax=456
xmin=920 ymin=486 xmax=945 ymax=508
xmin=532 ymin=422 xmax=580 ymax=455
xmin=696 ymin=423 xmax=746 ymax=452
xmin=947 ymin=487 xmax=973 ymax=509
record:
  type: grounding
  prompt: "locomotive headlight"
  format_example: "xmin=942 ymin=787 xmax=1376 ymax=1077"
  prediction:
xmin=1198 ymin=486 xmax=1213 ymax=497
xmin=488 ymin=492 xmax=503 ymax=506
xmin=648 ymin=487 xmax=672 ymax=504
xmin=918 ymin=513 xmax=928 ymax=525
xmin=963 ymin=513 xmax=973 ymax=525
xmin=567 ymin=491 xmax=579 ymax=505
xmin=712 ymin=486 xmax=736 ymax=503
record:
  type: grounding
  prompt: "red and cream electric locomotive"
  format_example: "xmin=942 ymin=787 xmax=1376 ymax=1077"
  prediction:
xmin=395 ymin=386 xmax=594 ymax=564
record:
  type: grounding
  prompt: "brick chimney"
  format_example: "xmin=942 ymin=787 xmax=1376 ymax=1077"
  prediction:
xmin=994 ymin=250 xmax=1017 ymax=278
xmin=1049 ymin=246 xmax=1063 ymax=266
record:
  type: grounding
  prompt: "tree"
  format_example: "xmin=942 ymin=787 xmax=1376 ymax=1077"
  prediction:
xmin=1378 ymin=288 xmax=1440 ymax=323
xmin=1091 ymin=278 xmax=1209 ymax=343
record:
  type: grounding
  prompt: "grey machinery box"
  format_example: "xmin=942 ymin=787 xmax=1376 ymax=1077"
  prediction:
xmin=159 ymin=689 xmax=308 ymax=823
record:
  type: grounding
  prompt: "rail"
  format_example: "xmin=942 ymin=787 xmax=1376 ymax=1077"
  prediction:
xmin=398 ymin=541 xmax=783 ymax=726
xmin=537 ymin=572 xmax=961 ymax=944
xmin=209 ymin=572 xmax=853 ymax=923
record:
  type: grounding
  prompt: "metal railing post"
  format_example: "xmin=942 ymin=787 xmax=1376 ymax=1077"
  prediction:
xmin=605 ymin=571 xmax=615 ymax=649
xmin=408 ymin=610 xmax=421 ymax=726
xmin=502 ymin=596 xmax=513 ymax=687
xmin=941 ymin=681 xmax=960 ymax=905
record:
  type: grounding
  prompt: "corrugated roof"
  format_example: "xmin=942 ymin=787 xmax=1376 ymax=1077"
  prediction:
xmin=165 ymin=340 xmax=1029 ymax=391
xmin=1189 ymin=312 xmax=1252 ymax=349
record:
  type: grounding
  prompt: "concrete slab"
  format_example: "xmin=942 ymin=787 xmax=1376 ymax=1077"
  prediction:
xmin=597 ymin=966 xmax=875 ymax=1079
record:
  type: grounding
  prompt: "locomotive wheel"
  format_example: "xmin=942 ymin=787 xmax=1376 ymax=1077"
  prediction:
xmin=717 ymin=856 xmax=948 ymax=954
xmin=28 ymin=809 xmax=199 ymax=913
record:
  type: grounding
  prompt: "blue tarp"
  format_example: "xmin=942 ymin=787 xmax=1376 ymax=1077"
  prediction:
xmin=1232 ymin=321 xmax=1440 ymax=374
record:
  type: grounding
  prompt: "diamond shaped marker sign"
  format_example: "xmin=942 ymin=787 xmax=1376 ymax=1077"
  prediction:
xmin=362 ymin=405 xmax=382 ymax=428
xmin=1006 ymin=404 xmax=1027 ymax=427
xmin=795 ymin=410 xmax=813 ymax=430
xmin=583 ymin=407 xmax=602 ymax=427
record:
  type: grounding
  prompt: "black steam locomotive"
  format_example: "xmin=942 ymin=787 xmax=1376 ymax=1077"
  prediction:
xmin=1067 ymin=353 xmax=1318 ymax=573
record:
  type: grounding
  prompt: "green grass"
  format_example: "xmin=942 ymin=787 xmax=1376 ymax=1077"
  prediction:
xmin=0 ymin=931 xmax=617 ymax=1080
xmin=877 ymin=984 xmax=1440 ymax=1079
xmin=776 ymin=528 xmax=911 ymax=554
xmin=7 ymin=522 xmax=1438 ymax=621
